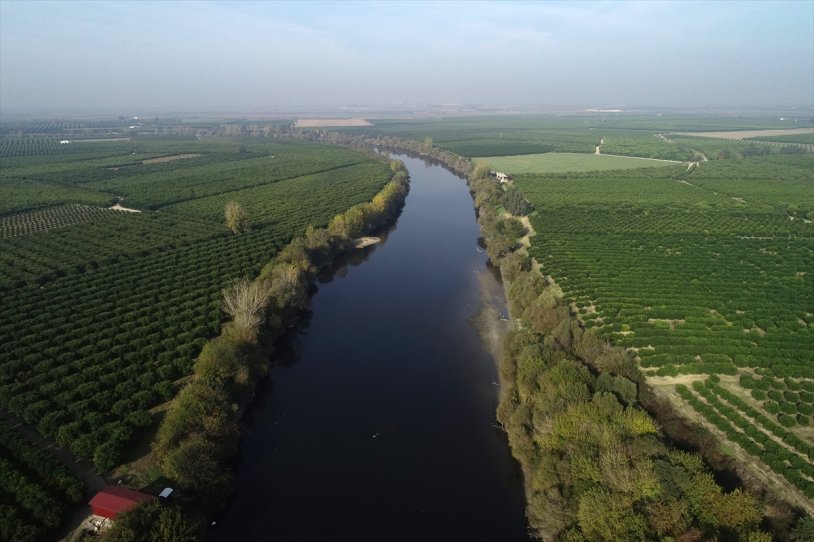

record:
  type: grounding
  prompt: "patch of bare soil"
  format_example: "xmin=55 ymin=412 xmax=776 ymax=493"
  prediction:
xmin=142 ymin=153 xmax=202 ymax=164
xmin=109 ymin=203 xmax=141 ymax=213
xmin=470 ymin=271 xmax=512 ymax=363
xmin=294 ymin=118 xmax=372 ymax=127
xmin=648 ymin=318 xmax=685 ymax=330
xmin=672 ymin=128 xmax=814 ymax=140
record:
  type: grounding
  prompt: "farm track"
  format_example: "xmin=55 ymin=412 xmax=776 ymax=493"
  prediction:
xmin=0 ymin=410 xmax=105 ymax=492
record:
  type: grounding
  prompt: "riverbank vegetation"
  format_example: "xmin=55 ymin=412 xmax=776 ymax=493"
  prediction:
xmin=151 ymin=159 xmax=409 ymax=513
xmin=0 ymin=132 xmax=397 ymax=538
xmin=465 ymin=165 xmax=777 ymax=541
xmin=347 ymin=115 xmax=812 ymax=524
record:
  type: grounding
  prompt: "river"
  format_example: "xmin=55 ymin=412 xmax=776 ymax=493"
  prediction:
xmin=214 ymin=154 xmax=530 ymax=541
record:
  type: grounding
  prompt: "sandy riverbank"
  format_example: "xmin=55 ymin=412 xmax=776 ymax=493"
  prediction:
xmin=353 ymin=236 xmax=380 ymax=248
xmin=470 ymin=266 xmax=512 ymax=363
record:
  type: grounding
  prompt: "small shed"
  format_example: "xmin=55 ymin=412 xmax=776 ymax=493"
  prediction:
xmin=89 ymin=486 xmax=155 ymax=520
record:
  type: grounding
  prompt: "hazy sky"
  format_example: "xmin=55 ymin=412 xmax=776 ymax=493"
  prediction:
xmin=1 ymin=0 xmax=812 ymax=113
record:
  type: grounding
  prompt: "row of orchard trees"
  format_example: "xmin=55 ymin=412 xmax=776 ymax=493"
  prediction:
xmin=461 ymin=159 xmax=793 ymax=540
xmin=0 ymin=421 xmax=83 ymax=542
xmin=152 ymin=160 xmax=409 ymax=513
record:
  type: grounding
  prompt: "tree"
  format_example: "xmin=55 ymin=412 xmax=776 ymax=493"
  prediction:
xmin=422 ymin=136 xmax=433 ymax=153
xmin=224 ymin=201 xmax=248 ymax=235
xmin=220 ymin=277 xmax=271 ymax=331
xmin=100 ymin=500 xmax=202 ymax=542
xmin=162 ymin=436 xmax=230 ymax=494
xmin=472 ymin=161 xmax=492 ymax=180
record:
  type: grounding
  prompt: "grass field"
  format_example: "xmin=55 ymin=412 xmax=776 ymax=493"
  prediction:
xmin=477 ymin=152 xmax=680 ymax=174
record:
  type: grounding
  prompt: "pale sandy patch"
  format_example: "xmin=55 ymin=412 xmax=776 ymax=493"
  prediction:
xmin=353 ymin=236 xmax=380 ymax=248
xmin=142 ymin=153 xmax=202 ymax=164
xmin=294 ymin=118 xmax=372 ymax=127
xmin=109 ymin=203 xmax=141 ymax=213
xmin=672 ymin=128 xmax=814 ymax=140
xmin=71 ymin=138 xmax=131 ymax=142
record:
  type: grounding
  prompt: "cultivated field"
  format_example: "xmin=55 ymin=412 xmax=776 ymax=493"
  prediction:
xmin=294 ymin=118 xmax=372 ymax=127
xmin=347 ymin=114 xmax=807 ymax=159
xmin=516 ymin=154 xmax=814 ymax=505
xmin=478 ymin=152 xmax=679 ymax=174
xmin=0 ymin=131 xmax=392 ymax=531
xmin=673 ymin=127 xmax=814 ymax=139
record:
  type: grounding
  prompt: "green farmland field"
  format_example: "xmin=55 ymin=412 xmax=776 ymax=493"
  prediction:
xmin=0 ymin=133 xmax=392 ymax=509
xmin=516 ymin=154 xmax=814 ymax=501
xmin=478 ymin=152 xmax=680 ymax=174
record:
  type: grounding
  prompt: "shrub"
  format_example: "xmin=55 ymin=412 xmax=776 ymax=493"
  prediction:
xmin=750 ymin=390 xmax=767 ymax=401
xmin=779 ymin=414 xmax=797 ymax=428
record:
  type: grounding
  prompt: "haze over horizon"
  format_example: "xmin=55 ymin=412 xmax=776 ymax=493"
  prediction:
xmin=1 ymin=0 xmax=813 ymax=116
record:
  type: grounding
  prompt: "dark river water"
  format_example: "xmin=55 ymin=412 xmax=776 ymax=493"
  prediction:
xmin=215 ymin=154 xmax=530 ymax=541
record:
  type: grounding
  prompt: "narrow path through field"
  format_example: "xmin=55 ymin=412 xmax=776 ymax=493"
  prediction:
xmin=1 ymin=410 xmax=108 ymax=541
xmin=0 ymin=410 xmax=106 ymax=492
xmin=597 ymin=153 xmax=681 ymax=163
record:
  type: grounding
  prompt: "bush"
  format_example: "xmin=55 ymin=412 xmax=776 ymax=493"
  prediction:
xmin=99 ymin=500 xmax=202 ymax=541
xmin=750 ymin=390 xmax=767 ymax=401
xmin=780 ymin=402 xmax=797 ymax=414
xmin=779 ymin=414 xmax=797 ymax=428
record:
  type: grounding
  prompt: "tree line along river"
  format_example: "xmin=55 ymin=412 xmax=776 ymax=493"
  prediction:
xmin=214 ymin=154 xmax=530 ymax=541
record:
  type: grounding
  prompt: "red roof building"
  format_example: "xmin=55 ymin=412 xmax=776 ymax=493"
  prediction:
xmin=89 ymin=485 xmax=155 ymax=520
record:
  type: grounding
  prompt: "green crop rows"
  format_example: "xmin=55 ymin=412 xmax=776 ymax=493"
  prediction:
xmin=0 ymin=178 xmax=115 ymax=215
xmin=0 ymin=136 xmax=391 ymax=480
xmin=0 ymin=204 xmax=120 ymax=239
xmin=0 ymin=212 xmax=216 ymax=289
xmin=516 ymin=154 xmax=813 ymax=500
xmin=348 ymin=115 xmax=810 ymax=158
xmin=517 ymin=157 xmax=813 ymax=382
xmin=168 ymin=161 xmax=389 ymax=223
xmin=0 ymin=421 xmax=83 ymax=542
xmin=676 ymin=379 xmax=814 ymax=498
xmin=748 ymin=133 xmax=814 ymax=145
xmin=0 ymin=138 xmax=132 ymax=158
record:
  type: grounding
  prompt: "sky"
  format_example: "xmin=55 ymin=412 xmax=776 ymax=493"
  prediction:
xmin=1 ymin=0 xmax=812 ymax=114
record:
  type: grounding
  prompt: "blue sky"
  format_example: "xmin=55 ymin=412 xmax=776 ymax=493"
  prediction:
xmin=1 ymin=0 xmax=812 ymax=113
